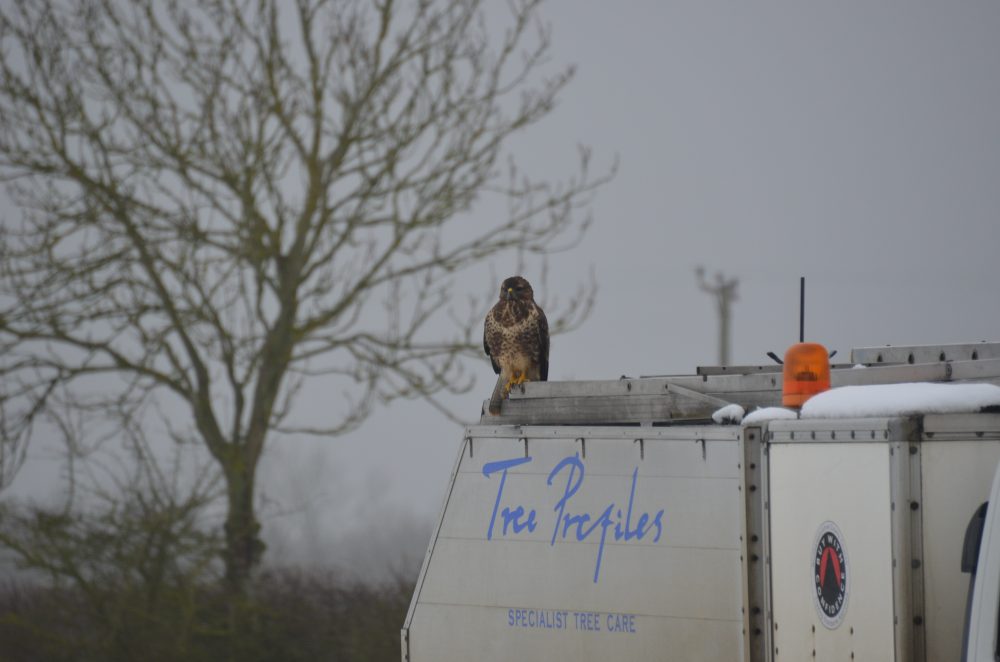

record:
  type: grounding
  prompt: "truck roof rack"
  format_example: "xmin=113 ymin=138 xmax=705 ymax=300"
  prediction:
xmin=484 ymin=341 xmax=1000 ymax=427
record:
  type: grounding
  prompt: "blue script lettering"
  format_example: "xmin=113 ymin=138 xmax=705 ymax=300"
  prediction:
xmin=483 ymin=456 xmax=537 ymax=539
xmin=483 ymin=453 xmax=665 ymax=583
xmin=548 ymin=455 xmax=664 ymax=582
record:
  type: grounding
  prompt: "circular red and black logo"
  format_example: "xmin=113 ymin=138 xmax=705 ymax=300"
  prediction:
xmin=813 ymin=521 xmax=849 ymax=629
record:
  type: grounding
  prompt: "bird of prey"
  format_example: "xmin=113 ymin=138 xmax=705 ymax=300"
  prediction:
xmin=483 ymin=276 xmax=549 ymax=415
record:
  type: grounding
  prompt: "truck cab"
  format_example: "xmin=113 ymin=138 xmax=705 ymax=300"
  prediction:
xmin=963 ymin=453 xmax=1000 ymax=661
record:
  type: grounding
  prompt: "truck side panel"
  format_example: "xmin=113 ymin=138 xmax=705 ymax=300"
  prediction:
xmin=769 ymin=437 xmax=899 ymax=660
xmin=403 ymin=427 xmax=749 ymax=661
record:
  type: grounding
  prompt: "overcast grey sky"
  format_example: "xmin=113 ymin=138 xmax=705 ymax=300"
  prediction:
xmin=7 ymin=0 xmax=1000 ymax=580
xmin=259 ymin=0 xmax=1000 ymax=578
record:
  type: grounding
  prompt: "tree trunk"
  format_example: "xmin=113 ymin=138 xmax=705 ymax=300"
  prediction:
xmin=222 ymin=462 xmax=265 ymax=595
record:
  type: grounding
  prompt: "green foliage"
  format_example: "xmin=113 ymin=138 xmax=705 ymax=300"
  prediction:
xmin=0 ymin=492 xmax=220 ymax=661
xmin=0 ymin=492 xmax=415 ymax=661
xmin=0 ymin=569 xmax=414 ymax=662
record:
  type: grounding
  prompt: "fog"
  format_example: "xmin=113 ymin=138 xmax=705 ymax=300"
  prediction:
xmin=4 ymin=0 xmax=1000 ymax=583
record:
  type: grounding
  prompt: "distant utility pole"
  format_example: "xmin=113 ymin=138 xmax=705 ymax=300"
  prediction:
xmin=695 ymin=267 xmax=740 ymax=366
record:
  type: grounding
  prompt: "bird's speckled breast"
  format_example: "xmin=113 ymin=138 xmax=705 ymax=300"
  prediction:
xmin=486 ymin=301 xmax=542 ymax=369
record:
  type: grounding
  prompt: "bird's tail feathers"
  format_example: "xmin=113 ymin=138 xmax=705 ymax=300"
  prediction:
xmin=488 ymin=374 xmax=506 ymax=415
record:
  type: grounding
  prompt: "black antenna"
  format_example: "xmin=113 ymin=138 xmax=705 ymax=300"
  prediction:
xmin=799 ymin=276 xmax=805 ymax=342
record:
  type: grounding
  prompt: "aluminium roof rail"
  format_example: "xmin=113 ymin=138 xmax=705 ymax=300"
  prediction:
xmin=481 ymin=341 xmax=1000 ymax=427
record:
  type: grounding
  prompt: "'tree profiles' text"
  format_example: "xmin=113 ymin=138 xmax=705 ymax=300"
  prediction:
xmin=482 ymin=453 xmax=664 ymax=582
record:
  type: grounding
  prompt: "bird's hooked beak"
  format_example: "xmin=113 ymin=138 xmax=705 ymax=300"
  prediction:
xmin=505 ymin=287 xmax=514 ymax=301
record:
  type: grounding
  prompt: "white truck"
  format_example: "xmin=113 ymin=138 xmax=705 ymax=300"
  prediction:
xmin=402 ymin=342 xmax=1000 ymax=661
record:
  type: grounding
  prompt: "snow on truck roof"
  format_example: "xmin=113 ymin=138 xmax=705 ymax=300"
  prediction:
xmin=718 ymin=382 xmax=1000 ymax=425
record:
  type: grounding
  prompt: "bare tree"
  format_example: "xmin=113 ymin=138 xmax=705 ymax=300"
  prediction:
xmin=0 ymin=0 xmax=610 ymax=594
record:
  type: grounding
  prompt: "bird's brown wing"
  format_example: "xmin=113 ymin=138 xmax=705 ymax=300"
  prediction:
xmin=484 ymin=311 xmax=501 ymax=374
xmin=536 ymin=305 xmax=549 ymax=381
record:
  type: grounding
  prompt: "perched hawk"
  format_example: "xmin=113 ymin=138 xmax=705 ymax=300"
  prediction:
xmin=483 ymin=276 xmax=549 ymax=415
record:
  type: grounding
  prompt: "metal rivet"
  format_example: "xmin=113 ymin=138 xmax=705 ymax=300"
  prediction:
xmin=910 ymin=501 xmax=920 ymax=511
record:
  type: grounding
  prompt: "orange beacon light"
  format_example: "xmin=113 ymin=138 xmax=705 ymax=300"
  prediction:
xmin=781 ymin=342 xmax=831 ymax=407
